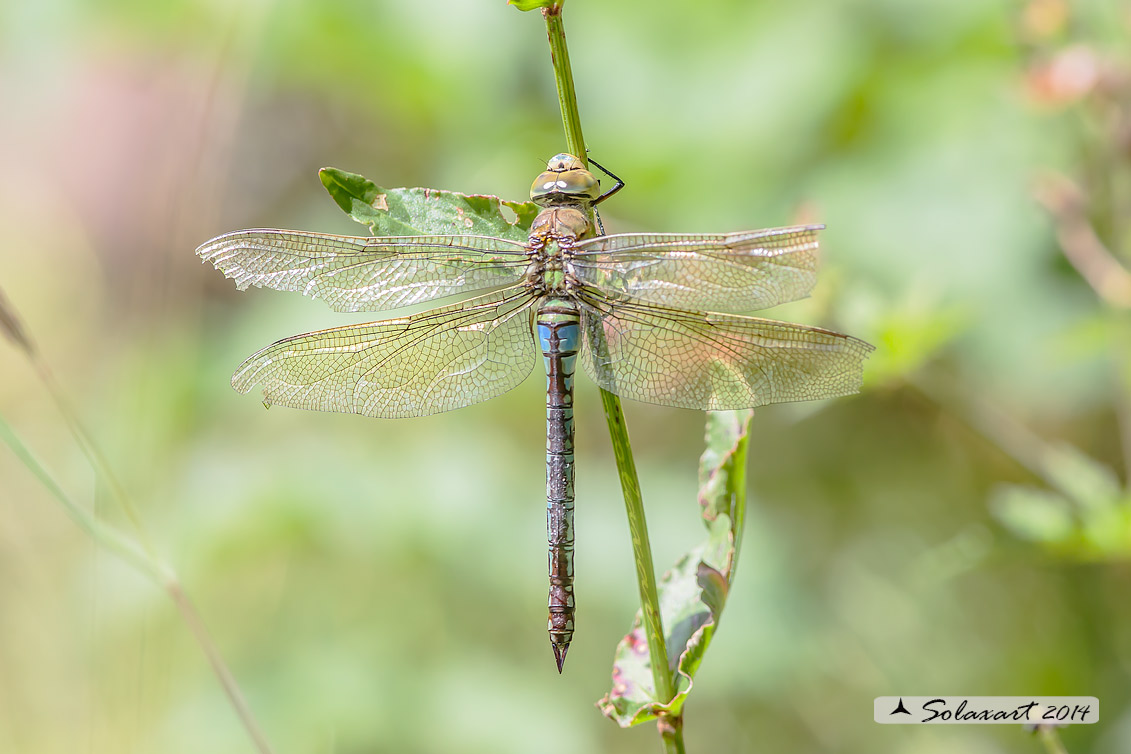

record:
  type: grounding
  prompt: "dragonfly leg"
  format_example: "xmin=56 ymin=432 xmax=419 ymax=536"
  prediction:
xmin=588 ymin=156 xmax=625 ymax=206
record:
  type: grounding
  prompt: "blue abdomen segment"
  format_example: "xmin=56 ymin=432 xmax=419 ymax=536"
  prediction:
xmin=537 ymin=303 xmax=580 ymax=672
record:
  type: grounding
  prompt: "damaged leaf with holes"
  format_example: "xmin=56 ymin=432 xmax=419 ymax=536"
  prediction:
xmin=599 ymin=409 xmax=753 ymax=726
xmin=319 ymin=167 xmax=539 ymax=239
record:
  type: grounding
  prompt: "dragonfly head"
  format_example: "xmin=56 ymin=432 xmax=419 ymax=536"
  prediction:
xmin=530 ymin=153 xmax=601 ymax=206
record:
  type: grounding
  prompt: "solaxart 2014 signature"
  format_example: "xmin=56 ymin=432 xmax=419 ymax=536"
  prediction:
xmin=920 ymin=698 xmax=1092 ymax=723
xmin=874 ymin=696 xmax=1099 ymax=725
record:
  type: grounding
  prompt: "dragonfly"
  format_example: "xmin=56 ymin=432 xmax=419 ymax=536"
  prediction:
xmin=197 ymin=153 xmax=873 ymax=672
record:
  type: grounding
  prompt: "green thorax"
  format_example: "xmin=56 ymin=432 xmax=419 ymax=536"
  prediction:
xmin=528 ymin=206 xmax=592 ymax=295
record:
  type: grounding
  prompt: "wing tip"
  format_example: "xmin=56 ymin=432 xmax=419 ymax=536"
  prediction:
xmin=230 ymin=355 xmax=264 ymax=395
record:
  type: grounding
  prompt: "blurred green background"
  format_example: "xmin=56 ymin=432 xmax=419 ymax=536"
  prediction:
xmin=2 ymin=0 xmax=1130 ymax=752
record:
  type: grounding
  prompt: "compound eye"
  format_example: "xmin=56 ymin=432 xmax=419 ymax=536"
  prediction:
xmin=555 ymin=170 xmax=600 ymax=200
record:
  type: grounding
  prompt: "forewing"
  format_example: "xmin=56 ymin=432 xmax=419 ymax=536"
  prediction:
xmin=197 ymin=229 xmax=529 ymax=312
xmin=570 ymin=225 xmax=820 ymax=313
xmin=232 ymin=287 xmax=537 ymax=418
xmin=578 ymin=292 xmax=872 ymax=411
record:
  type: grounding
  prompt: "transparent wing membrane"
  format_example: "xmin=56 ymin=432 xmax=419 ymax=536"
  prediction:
xmin=231 ymin=287 xmax=538 ymax=418
xmin=578 ymin=291 xmax=872 ymax=411
xmin=198 ymin=229 xmax=529 ymax=313
xmin=207 ymin=219 xmax=868 ymax=418
xmin=570 ymin=225 xmax=821 ymax=313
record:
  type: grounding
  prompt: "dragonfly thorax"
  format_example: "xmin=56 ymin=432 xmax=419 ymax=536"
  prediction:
xmin=530 ymin=153 xmax=601 ymax=206
xmin=529 ymin=205 xmax=592 ymax=241
xmin=524 ymin=206 xmax=592 ymax=296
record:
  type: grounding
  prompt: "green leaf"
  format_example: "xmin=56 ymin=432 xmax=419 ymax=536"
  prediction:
xmin=318 ymin=167 xmax=538 ymax=242
xmin=991 ymin=485 xmax=1075 ymax=544
xmin=1038 ymin=443 xmax=1123 ymax=511
xmin=508 ymin=0 xmax=559 ymax=11
xmin=870 ymin=298 xmax=968 ymax=383
xmin=991 ymin=483 xmax=1131 ymax=559
xmin=599 ymin=409 xmax=753 ymax=727
xmin=1078 ymin=502 xmax=1131 ymax=558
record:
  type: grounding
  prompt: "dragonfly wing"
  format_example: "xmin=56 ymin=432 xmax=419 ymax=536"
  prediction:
xmin=232 ymin=287 xmax=538 ymax=418
xmin=198 ymin=229 xmax=529 ymax=312
xmin=570 ymin=225 xmax=820 ymax=313
xmin=578 ymin=292 xmax=872 ymax=411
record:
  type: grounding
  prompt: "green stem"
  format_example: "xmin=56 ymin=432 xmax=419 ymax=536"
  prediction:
xmin=1037 ymin=726 xmax=1070 ymax=754
xmin=1114 ymin=314 xmax=1131 ymax=485
xmin=537 ymin=2 xmax=680 ymax=743
xmin=543 ymin=5 xmax=588 ymax=169
xmin=599 ymin=390 xmax=676 ymax=709
xmin=657 ymin=714 xmax=687 ymax=754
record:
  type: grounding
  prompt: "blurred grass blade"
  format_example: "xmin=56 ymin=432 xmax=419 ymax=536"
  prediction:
xmin=0 ymin=414 xmax=165 ymax=582
xmin=599 ymin=409 xmax=753 ymax=726
xmin=318 ymin=167 xmax=538 ymax=241
xmin=0 ymin=285 xmax=34 ymax=355
xmin=0 ymin=415 xmax=276 ymax=753
xmin=0 ymin=292 xmax=277 ymax=754
xmin=1 ymin=284 xmax=153 ymax=542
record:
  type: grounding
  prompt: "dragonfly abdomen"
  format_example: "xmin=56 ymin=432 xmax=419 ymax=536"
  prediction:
xmin=537 ymin=300 xmax=580 ymax=673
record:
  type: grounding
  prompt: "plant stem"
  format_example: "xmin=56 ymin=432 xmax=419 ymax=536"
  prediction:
xmin=538 ymin=3 xmax=681 ymax=745
xmin=543 ymin=5 xmax=588 ymax=169
xmin=599 ymin=390 xmax=676 ymax=710
xmin=657 ymin=713 xmax=687 ymax=754
xmin=1037 ymin=726 xmax=1070 ymax=754
xmin=1115 ymin=320 xmax=1131 ymax=485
